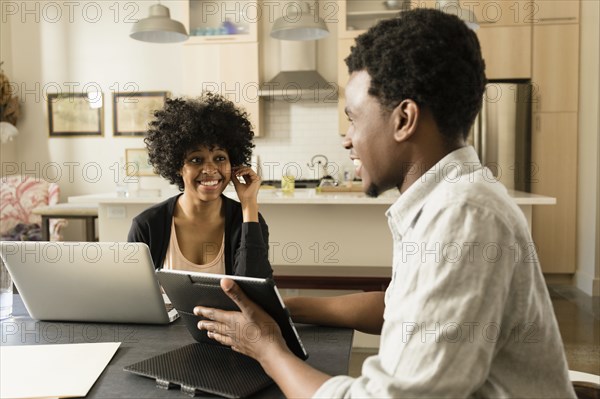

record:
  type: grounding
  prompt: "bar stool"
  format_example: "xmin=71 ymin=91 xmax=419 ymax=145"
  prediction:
xmin=32 ymin=203 xmax=99 ymax=242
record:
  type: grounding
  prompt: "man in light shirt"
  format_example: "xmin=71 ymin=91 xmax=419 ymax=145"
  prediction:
xmin=193 ymin=8 xmax=576 ymax=398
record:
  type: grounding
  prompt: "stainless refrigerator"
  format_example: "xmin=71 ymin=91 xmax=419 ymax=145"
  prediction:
xmin=468 ymin=82 xmax=532 ymax=192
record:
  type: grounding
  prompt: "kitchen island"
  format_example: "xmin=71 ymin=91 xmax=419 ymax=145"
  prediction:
xmin=69 ymin=188 xmax=555 ymax=270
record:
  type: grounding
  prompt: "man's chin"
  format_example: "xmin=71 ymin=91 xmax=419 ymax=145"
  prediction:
xmin=365 ymin=183 xmax=380 ymax=198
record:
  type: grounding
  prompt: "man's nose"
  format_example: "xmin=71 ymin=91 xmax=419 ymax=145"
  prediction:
xmin=342 ymin=136 xmax=352 ymax=150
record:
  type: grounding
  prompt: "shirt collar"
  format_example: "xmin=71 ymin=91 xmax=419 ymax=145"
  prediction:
xmin=386 ymin=146 xmax=482 ymax=238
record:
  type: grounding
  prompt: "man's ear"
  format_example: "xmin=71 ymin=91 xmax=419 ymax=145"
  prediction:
xmin=391 ymin=100 xmax=419 ymax=143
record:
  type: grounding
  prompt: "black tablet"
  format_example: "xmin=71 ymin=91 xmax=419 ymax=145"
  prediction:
xmin=156 ymin=270 xmax=308 ymax=360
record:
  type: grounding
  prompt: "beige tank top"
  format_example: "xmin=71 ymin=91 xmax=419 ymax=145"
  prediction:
xmin=163 ymin=219 xmax=225 ymax=274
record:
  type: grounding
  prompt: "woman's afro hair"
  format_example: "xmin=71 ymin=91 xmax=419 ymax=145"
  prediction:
xmin=144 ymin=92 xmax=255 ymax=191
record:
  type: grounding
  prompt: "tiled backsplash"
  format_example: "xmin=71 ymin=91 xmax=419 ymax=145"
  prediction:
xmin=255 ymin=101 xmax=354 ymax=181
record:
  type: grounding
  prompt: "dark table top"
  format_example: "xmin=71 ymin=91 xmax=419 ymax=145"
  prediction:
xmin=1 ymin=295 xmax=353 ymax=398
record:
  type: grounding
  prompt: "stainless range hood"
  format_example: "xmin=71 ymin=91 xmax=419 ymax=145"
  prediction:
xmin=259 ymin=41 xmax=336 ymax=101
xmin=259 ymin=71 xmax=335 ymax=101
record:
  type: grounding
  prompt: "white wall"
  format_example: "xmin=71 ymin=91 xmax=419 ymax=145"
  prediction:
xmin=576 ymin=0 xmax=600 ymax=296
xmin=5 ymin=1 xmax=186 ymax=199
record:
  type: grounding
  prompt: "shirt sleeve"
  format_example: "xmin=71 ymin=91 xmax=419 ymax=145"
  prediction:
xmin=127 ymin=217 xmax=146 ymax=243
xmin=234 ymin=213 xmax=273 ymax=278
xmin=314 ymin=202 xmax=519 ymax=398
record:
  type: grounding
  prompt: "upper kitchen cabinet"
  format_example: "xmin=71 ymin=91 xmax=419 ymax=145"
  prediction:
xmin=471 ymin=0 xmax=535 ymax=27
xmin=477 ymin=25 xmax=531 ymax=79
xmin=533 ymin=0 xmax=580 ymax=24
xmin=183 ymin=0 xmax=259 ymax=44
xmin=532 ymin=23 xmax=579 ymax=112
xmin=339 ymin=0 xmax=409 ymax=39
xmin=339 ymin=0 xmax=540 ymax=37
xmin=182 ymin=42 xmax=263 ymax=136
xmin=472 ymin=0 xmax=533 ymax=80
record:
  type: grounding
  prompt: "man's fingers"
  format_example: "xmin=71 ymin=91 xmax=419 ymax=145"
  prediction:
xmin=194 ymin=306 xmax=235 ymax=324
xmin=198 ymin=319 xmax=240 ymax=344
xmin=221 ymin=278 xmax=253 ymax=316
xmin=207 ymin=330 xmax=236 ymax=347
xmin=193 ymin=306 xmax=215 ymax=318
xmin=198 ymin=320 xmax=236 ymax=341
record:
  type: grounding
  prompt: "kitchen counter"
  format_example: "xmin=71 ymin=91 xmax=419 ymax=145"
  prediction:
xmin=68 ymin=188 xmax=398 ymax=205
xmin=68 ymin=188 xmax=555 ymax=268
xmin=69 ymin=188 xmax=555 ymax=206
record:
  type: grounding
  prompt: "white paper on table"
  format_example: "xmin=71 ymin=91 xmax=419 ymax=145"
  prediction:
xmin=0 ymin=342 xmax=121 ymax=399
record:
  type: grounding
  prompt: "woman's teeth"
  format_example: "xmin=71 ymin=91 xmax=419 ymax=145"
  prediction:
xmin=200 ymin=180 xmax=219 ymax=186
xmin=353 ymin=159 xmax=362 ymax=167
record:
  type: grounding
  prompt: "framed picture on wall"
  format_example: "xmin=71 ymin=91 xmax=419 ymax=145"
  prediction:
xmin=47 ymin=92 xmax=103 ymax=137
xmin=113 ymin=91 xmax=168 ymax=136
xmin=125 ymin=148 xmax=155 ymax=176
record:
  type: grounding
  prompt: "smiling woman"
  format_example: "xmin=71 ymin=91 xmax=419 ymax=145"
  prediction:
xmin=127 ymin=93 xmax=272 ymax=279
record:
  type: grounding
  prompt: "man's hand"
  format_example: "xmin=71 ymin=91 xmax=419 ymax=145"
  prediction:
xmin=196 ymin=280 xmax=333 ymax=398
xmin=194 ymin=278 xmax=289 ymax=363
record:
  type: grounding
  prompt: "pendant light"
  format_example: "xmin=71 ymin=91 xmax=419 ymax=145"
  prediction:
xmin=271 ymin=2 xmax=329 ymax=41
xmin=130 ymin=3 xmax=188 ymax=43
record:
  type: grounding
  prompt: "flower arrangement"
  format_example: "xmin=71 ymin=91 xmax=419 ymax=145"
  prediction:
xmin=0 ymin=62 xmax=21 ymax=143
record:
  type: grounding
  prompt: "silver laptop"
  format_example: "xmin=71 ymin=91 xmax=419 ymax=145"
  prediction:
xmin=0 ymin=241 xmax=178 ymax=324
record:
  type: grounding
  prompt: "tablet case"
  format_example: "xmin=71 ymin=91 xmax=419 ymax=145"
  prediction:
xmin=124 ymin=271 xmax=308 ymax=398
xmin=155 ymin=270 xmax=308 ymax=360
xmin=124 ymin=343 xmax=273 ymax=398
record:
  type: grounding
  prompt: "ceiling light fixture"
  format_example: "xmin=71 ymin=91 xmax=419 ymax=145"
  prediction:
xmin=130 ymin=3 xmax=188 ymax=43
xmin=271 ymin=2 xmax=330 ymax=41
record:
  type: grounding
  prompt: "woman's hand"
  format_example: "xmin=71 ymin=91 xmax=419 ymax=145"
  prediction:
xmin=194 ymin=279 xmax=289 ymax=363
xmin=231 ymin=166 xmax=260 ymax=222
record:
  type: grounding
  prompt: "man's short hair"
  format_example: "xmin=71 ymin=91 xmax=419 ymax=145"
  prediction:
xmin=345 ymin=8 xmax=487 ymax=142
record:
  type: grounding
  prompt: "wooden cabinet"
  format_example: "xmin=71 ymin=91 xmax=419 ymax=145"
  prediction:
xmin=530 ymin=3 xmax=580 ymax=274
xmin=533 ymin=0 xmax=579 ymax=24
xmin=182 ymin=42 xmax=263 ymax=136
xmin=414 ymin=0 xmax=534 ymax=26
xmin=181 ymin=1 xmax=262 ymax=135
xmin=531 ymin=112 xmax=578 ymax=273
xmin=337 ymin=0 xmax=566 ymax=35
xmin=532 ymin=23 xmax=579 ymax=113
xmin=183 ymin=0 xmax=259 ymax=43
xmin=471 ymin=0 xmax=535 ymax=27
xmin=338 ymin=0 xmax=407 ymax=39
xmin=477 ymin=25 xmax=531 ymax=79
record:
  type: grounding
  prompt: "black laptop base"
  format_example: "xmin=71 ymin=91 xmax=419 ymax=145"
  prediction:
xmin=124 ymin=343 xmax=273 ymax=398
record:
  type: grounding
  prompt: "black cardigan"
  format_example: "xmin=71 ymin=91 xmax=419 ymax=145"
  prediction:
xmin=127 ymin=194 xmax=272 ymax=278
